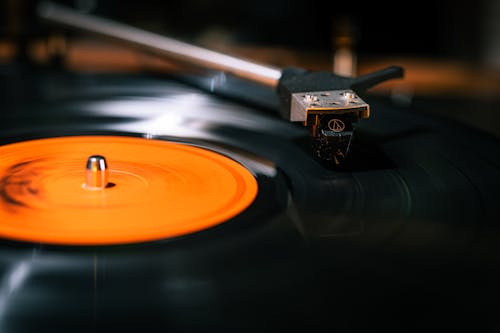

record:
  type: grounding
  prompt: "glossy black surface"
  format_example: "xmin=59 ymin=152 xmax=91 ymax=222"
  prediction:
xmin=1 ymin=65 xmax=500 ymax=332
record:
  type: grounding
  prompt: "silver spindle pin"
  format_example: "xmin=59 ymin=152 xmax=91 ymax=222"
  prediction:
xmin=85 ymin=155 xmax=109 ymax=190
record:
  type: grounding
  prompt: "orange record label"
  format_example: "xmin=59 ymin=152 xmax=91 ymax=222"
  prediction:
xmin=0 ymin=136 xmax=258 ymax=245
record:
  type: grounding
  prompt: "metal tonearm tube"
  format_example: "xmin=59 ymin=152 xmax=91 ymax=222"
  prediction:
xmin=37 ymin=1 xmax=404 ymax=165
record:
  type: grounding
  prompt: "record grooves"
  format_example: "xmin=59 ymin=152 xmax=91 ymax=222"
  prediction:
xmin=1 ymin=66 xmax=500 ymax=332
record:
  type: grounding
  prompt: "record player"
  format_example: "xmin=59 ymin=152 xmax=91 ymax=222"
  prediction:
xmin=1 ymin=1 xmax=500 ymax=332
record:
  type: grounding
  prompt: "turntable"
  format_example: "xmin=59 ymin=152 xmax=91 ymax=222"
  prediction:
xmin=1 ymin=1 xmax=500 ymax=332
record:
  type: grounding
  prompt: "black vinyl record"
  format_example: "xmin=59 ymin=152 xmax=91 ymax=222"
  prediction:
xmin=1 ymin=65 xmax=500 ymax=332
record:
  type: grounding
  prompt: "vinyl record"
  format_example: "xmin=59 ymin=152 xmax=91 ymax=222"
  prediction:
xmin=1 ymin=66 xmax=500 ymax=332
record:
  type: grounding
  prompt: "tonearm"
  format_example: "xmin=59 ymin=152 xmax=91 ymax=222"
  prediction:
xmin=37 ymin=1 xmax=403 ymax=166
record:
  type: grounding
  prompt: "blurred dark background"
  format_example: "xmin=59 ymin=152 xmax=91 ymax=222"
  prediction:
xmin=91 ymin=0 xmax=490 ymax=65
xmin=58 ymin=1 xmax=480 ymax=60
xmin=1 ymin=0 xmax=497 ymax=64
